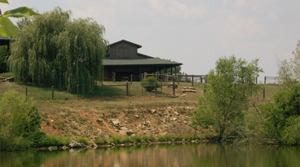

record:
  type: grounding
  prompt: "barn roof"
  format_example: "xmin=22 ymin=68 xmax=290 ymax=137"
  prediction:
xmin=0 ymin=36 xmax=10 ymax=40
xmin=103 ymin=58 xmax=182 ymax=66
xmin=110 ymin=39 xmax=142 ymax=48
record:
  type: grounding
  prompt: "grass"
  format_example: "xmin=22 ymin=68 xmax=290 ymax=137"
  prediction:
xmin=75 ymin=136 xmax=88 ymax=145
xmin=0 ymin=72 xmax=14 ymax=78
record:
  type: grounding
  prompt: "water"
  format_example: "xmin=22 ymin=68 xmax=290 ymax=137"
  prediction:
xmin=1 ymin=143 xmax=300 ymax=167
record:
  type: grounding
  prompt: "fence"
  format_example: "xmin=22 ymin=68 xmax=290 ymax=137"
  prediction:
xmin=145 ymin=73 xmax=207 ymax=87
xmin=264 ymin=76 xmax=278 ymax=84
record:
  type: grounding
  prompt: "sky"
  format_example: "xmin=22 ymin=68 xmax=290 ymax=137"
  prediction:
xmin=2 ymin=0 xmax=300 ymax=82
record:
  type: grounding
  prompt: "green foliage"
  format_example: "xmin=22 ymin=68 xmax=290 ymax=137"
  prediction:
xmin=131 ymin=135 xmax=142 ymax=143
xmin=278 ymin=40 xmax=300 ymax=87
xmin=121 ymin=136 xmax=133 ymax=143
xmin=33 ymin=132 xmax=71 ymax=147
xmin=141 ymin=76 xmax=160 ymax=91
xmin=110 ymin=136 xmax=121 ymax=144
xmin=192 ymin=55 xmax=263 ymax=141
xmin=0 ymin=90 xmax=41 ymax=151
xmin=0 ymin=1 xmax=39 ymax=37
xmin=260 ymin=84 xmax=300 ymax=144
xmin=8 ymin=7 xmax=107 ymax=93
xmin=95 ymin=136 xmax=109 ymax=145
xmin=76 ymin=136 xmax=88 ymax=145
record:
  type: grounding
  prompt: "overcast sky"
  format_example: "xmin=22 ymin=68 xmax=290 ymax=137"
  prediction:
xmin=2 ymin=0 xmax=300 ymax=82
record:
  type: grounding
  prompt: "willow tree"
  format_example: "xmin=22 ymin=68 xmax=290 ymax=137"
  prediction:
xmin=8 ymin=7 xmax=107 ymax=93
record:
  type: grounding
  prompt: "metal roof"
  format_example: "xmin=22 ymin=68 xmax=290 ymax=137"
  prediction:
xmin=0 ymin=36 xmax=10 ymax=40
xmin=109 ymin=39 xmax=142 ymax=48
xmin=103 ymin=58 xmax=182 ymax=66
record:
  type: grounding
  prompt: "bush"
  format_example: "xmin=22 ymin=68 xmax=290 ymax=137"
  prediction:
xmin=110 ymin=136 xmax=121 ymax=144
xmin=95 ymin=136 xmax=109 ymax=145
xmin=76 ymin=137 xmax=88 ymax=145
xmin=121 ymin=136 xmax=133 ymax=143
xmin=141 ymin=76 xmax=161 ymax=91
xmin=260 ymin=85 xmax=300 ymax=144
xmin=131 ymin=135 xmax=142 ymax=143
xmin=33 ymin=132 xmax=71 ymax=147
xmin=0 ymin=90 xmax=41 ymax=151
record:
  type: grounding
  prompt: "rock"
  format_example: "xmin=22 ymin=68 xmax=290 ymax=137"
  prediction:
xmin=51 ymin=120 xmax=54 ymax=123
xmin=150 ymin=109 xmax=156 ymax=113
xmin=183 ymin=121 xmax=188 ymax=124
xmin=167 ymin=107 xmax=172 ymax=110
xmin=60 ymin=146 xmax=69 ymax=150
xmin=172 ymin=117 xmax=177 ymax=121
xmin=69 ymin=148 xmax=86 ymax=153
xmin=48 ymin=146 xmax=58 ymax=151
xmin=127 ymin=129 xmax=134 ymax=136
xmin=174 ymin=112 xmax=180 ymax=116
xmin=181 ymin=94 xmax=187 ymax=97
xmin=6 ymin=77 xmax=14 ymax=82
xmin=119 ymin=127 xmax=128 ymax=135
xmin=96 ymin=119 xmax=103 ymax=124
xmin=110 ymin=118 xmax=120 ymax=127
xmin=134 ymin=115 xmax=139 ymax=118
xmin=69 ymin=140 xmax=86 ymax=148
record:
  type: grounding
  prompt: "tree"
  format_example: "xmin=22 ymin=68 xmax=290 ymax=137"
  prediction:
xmin=0 ymin=0 xmax=39 ymax=37
xmin=278 ymin=40 xmax=300 ymax=87
xmin=8 ymin=7 xmax=107 ymax=93
xmin=192 ymin=56 xmax=263 ymax=141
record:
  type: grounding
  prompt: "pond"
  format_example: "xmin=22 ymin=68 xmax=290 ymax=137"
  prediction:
xmin=1 ymin=143 xmax=300 ymax=167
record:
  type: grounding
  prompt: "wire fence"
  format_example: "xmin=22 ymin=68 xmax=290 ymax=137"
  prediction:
xmin=264 ymin=76 xmax=278 ymax=84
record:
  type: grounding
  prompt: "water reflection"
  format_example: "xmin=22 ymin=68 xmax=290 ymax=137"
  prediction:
xmin=1 ymin=143 xmax=300 ymax=167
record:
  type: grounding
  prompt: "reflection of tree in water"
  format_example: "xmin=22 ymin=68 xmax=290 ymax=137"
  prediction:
xmin=2 ymin=144 xmax=300 ymax=166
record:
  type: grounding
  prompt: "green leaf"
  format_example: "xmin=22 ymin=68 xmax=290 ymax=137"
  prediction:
xmin=0 ymin=17 xmax=18 ymax=37
xmin=4 ymin=7 xmax=39 ymax=18
xmin=0 ymin=0 xmax=9 ymax=4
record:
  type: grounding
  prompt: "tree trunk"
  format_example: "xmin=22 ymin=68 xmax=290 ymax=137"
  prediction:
xmin=218 ymin=128 xmax=225 ymax=141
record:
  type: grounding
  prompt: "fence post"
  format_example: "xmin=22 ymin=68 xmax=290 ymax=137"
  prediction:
xmin=52 ymin=85 xmax=54 ymax=100
xmin=177 ymin=75 xmax=179 ymax=85
xmin=185 ymin=74 xmax=187 ymax=82
xmin=173 ymin=79 xmax=175 ymax=97
xmin=161 ymin=81 xmax=163 ymax=92
xmin=264 ymin=76 xmax=266 ymax=84
xmin=25 ymin=87 xmax=27 ymax=100
xmin=142 ymin=83 xmax=143 ymax=96
xmin=131 ymin=74 xmax=133 ymax=85
xmin=263 ymin=87 xmax=265 ymax=100
xmin=126 ymin=82 xmax=129 ymax=96
xmin=113 ymin=72 xmax=116 ymax=82
xmin=204 ymin=84 xmax=206 ymax=95
xmin=155 ymin=82 xmax=157 ymax=96
xmin=77 ymin=84 xmax=79 ymax=100
xmin=101 ymin=83 xmax=103 ymax=98
xmin=192 ymin=75 xmax=194 ymax=86
xmin=166 ymin=75 xmax=168 ymax=84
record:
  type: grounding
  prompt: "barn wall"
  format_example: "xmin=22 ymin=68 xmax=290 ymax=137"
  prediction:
xmin=109 ymin=43 xmax=139 ymax=59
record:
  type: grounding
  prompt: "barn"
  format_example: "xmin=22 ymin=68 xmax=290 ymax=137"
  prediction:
xmin=0 ymin=36 xmax=10 ymax=51
xmin=103 ymin=40 xmax=182 ymax=81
